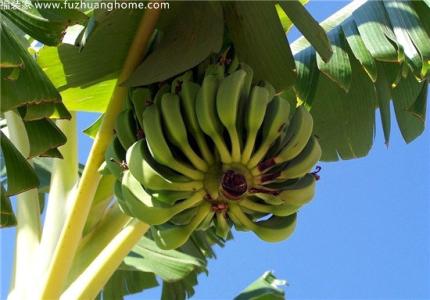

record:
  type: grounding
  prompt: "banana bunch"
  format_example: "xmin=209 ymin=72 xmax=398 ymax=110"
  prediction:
xmin=106 ymin=55 xmax=321 ymax=250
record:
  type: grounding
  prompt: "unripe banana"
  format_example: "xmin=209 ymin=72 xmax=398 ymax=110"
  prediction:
xmin=263 ymin=106 xmax=314 ymax=169
xmin=171 ymin=71 xmax=193 ymax=94
xmin=263 ymin=173 xmax=316 ymax=206
xmin=278 ymin=137 xmax=322 ymax=180
xmin=130 ymin=88 xmax=152 ymax=128
xmin=115 ymin=109 xmax=138 ymax=149
xmin=215 ymin=213 xmax=230 ymax=240
xmin=108 ymin=57 xmax=320 ymax=248
xmin=241 ymin=86 xmax=271 ymax=164
xmin=153 ymin=83 xmax=170 ymax=108
xmin=195 ymin=74 xmax=232 ymax=163
xmin=114 ymin=179 xmax=134 ymax=216
xmin=105 ymin=137 xmax=127 ymax=179
xmin=151 ymin=190 xmax=195 ymax=206
xmin=247 ymin=97 xmax=291 ymax=168
xmin=121 ymin=170 xmax=205 ymax=225
xmin=180 ymin=80 xmax=214 ymax=164
xmin=228 ymin=204 xmax=297 ymax=243
xmin=216 ymin=70 xmax=247 ymax=162
xmin=160 ymin=93 xmax=208 ymax=171
xmin=238 ymin=198 xmax=299 ymax=217
xmin=170 ymin=206 xmax=199 ymax=226
xmin=126 ymin=140 xmax=203 ymax=192
xmin=142 ymin=104 xmax=204 ymax=180
xmin=205 ymin=64 xmax=225 ymax=81
xmin=153 ymin=202 xmax=211 ymax=250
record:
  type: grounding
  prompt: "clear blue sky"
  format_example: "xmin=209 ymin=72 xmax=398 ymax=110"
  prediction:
xmin=1 ymin=2 xmax=429 ymax=299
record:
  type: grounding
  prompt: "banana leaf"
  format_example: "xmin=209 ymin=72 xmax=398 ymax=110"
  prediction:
xmin=234 ymin=271 xmax=286 ymax=300
xmin=291 ymin=0 xmax=430 ymax=161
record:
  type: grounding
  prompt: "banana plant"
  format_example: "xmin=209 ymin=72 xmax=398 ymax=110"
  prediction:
xmin=1 ymin=0 xmax=429 ymax=299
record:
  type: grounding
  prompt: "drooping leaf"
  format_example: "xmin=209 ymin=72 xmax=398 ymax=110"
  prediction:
xmin=278 ymin=0 xmax=332 ymax=62
xmin=0 ymin=21 xmax=61 ymax=113
xmin=311 ymin=53 xmax=377 ymax=161
xmin=234 ymin=271 xmax=287 ymax=300
xmin=36 ymin=9 xmax=144 ymax=112
xmin=97 ymin=270 xmax=158 ymax=300
xmin=127 ymin=2 xmax=223 ymax=87
xmin=24 ymin=118 xmax=67 ymax=158
xmin=0 ymin=133 xmax=39 ymax=196
xmin=0 ymin=0 xmax=87 ymax=46
xmin=121 ymin=237 xmax=206 ymax=282
xmin=291 ymin=0 xmax=430 ymax=161
xmin=316 ymin=26 xmax=352 ymax=92
xmin=383 ymin=0 xmax=430 ymax=78
xmin=391 ymin=72 xmax=427 ymax=143
xmin=224 ymin=1 xmax=296 ymax=91
xmin=20 ymin=102 xmax=71 ymax=121
xmin=83 ymin=113 xmax=103 ymax=139
xmin=0 ymin=184 xmax=17 ymax=228
xmin=341 ymin=18 xmax=377 ymax=82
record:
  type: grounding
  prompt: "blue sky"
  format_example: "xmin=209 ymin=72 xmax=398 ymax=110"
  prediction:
xmin=1 ymin=2 xmax=429 ymax=299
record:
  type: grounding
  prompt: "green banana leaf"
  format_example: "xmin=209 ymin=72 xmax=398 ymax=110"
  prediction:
xmin=98 ymin=230 xmax=228 ymax=300
xmin=0 ymin=21 xmax=61 ymax=113
xmin=1 ymin=184 xmax=17 ymax=228
xmin=0 ymin=0 xmax=87 ymax=46
xmin=96 ymin=270 xmax=158 ymax=300
xmin=291 ymin=0 xmax=430 ymax=161
xmin=278 ymin=0 xmax=332 ymax=62
xmin=234 ymin=271 xmax=286 ymax=300
xmin=0 ymin=133 xmax=39 ymax=196
xmin=223 ymin=1 xmax=297 ymax=91
xmin=35 ymin=8 xmax=144 ymax=112
xmin=126 ymin=2 xmax=223 ymax=87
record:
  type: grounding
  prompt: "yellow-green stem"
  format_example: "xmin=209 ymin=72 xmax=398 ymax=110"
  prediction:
xmin=60 ymin=221 xmax=149 ymax=300
xmin=5 ymin=111 xmax=41 ymax=299
xmin=37 ymin=7 xmax=162 ymax=299
xmin=38 ymin=113 xmax=79 ymax=276
xmin=65 ymin=205 xmax=132 ymax=287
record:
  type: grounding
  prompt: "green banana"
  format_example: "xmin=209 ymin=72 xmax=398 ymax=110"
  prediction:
xmin=216 ymin=70 xmax=247 ymax=162
xmin=121 ymin=170 xmax=205 ymax=225
xmin=236 ymin=63 xmax=254 ymax=148
xmin=153 ymin=83 xmax=170 ymax=108
xmin=205 ymin=64 xmax=225 ymax=81
xmin=153 ymin=202 xmax=211 ymax=250
xmin=262 ymin=173 xmax=317 ymax=206
xmin=228 ymin=204 xmax=297 ymax=243
xmin=130 ymin=87 xmax=152 ymax=128
xmin=215 ymin=213 xmax=230 ymax=240
xmin=247 ymin=97 xmax=291 ymax=169
xmin=241 ymin=86 xmax=271 ymax=164
xmin=180 ymin=80 xmax=214 ymax=164
xmin=277 ymin=137 xmax=322 ymax=180
xmin=114 ymin=179 xmax=134 ymax=216
xmin=198 ymin=209 xmax=215 ymax=231
xmin=160 ymin=93 xmax=208 ymax=172
xmin=170 ymin=206 xmax=199 ymax=226
xmin=195 ymin=74 xmax=232 ymax=163
xmin=238 ymin=198 xmax=299 ymax=217
xmin=265 ymin=106 xmax=314 ymax=168
xmin=105 ymin=137 xmax=127 ymax=179
xmin=142 ymin=104 xmax=204 ymax=180
xmin=151 ymin=190 xmax=195 ymax=206
xmin=126 ymin=140 xmax=203 ymax=192
xmin=227 ymin=54 xmax=239 ymax=74
xmin=171 ymin=71 xmax=193 ymax=94
xmin=115 ymin=109 xmax=138 ymax=149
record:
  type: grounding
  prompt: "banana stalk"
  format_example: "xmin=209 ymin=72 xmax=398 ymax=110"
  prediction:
xmin=38 ymin=113 xmax=79 ymax=280
xmin=5 ymin=110 xmax=41 ymax=300
xmin=36 ymin=7 xmax=162 ymax=299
